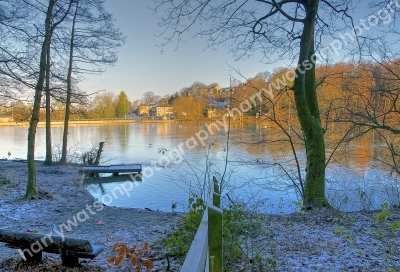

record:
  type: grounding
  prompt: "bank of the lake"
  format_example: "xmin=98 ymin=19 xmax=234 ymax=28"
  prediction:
xmin=1 ymin=161 xmax=400 ymax=271
xmin=0 ymin=119 xmax=179 ymax=127
xmin=0 ymin=117 xmax=263 ymax=127
xmin=0 ymin=161 xmax=183 ymax=271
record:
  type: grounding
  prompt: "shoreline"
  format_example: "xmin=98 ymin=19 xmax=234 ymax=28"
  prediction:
xmin=1 ymin=161 xmax=400 ymax=271
xmin=0 ymin=117 xmax=263 ymax=127
xmin=0 ymin=161 xmax=182 ymax=271
xmin=0 ymin=119 xmax=179 ymax=127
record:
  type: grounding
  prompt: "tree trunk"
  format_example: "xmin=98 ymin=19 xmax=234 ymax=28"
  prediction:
xmin=44 ymin=42 xmax=52 ymax=165
xmin=94 ymin=142 xmax=104 ymax=165
xmin=60 ymin=1 xmax=78 ymax=164
xmin=293 ymin=0 xmax=329 ymax=208
xmin=0 ymin=229 xmax=94 ymax=255
xmin=26 ymin=0 xmax=55 ymax=199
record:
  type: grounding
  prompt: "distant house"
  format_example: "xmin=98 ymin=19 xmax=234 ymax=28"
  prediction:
xmin=150 ymin=103 xmax=174 ymax=117
xmin=137 ymin=106 xmax=151 ymax=116
xmin=205 ymin=96 xmax=230 ymax=118
xmin=0 ymin=113 xmax=11 ymax=123
xmin=219 ymin=87 xmax=237 ymax=94
xmin=149 ymin=99 xmax=173 ymax=118
xmin=205 ymin=107 xmax=217 ymax=118
xmin=205 ymin=84 xmax=220 ymax=96
xmin=204 ymin=84 xmax=237 ymax=98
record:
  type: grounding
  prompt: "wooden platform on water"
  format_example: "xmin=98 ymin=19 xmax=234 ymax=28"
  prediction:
xmin=80 ymin=164 xmax=142 ymax=176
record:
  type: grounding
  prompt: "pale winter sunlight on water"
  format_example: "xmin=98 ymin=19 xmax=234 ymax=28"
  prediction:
xmin=0 ymin=122 xmax=396 ymax=213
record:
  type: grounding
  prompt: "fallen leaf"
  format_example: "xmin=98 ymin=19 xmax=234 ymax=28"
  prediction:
xmin=107 ymin=257 xmax=116 ymax=263
xmin=114 ymin=255 xmax=124 ymax=266
xmin=131 ymin=254 xmax=138 ymax=266
xmin=111 ymin=242 xmax=120 ymax=252
xmin=118 ymin=246 xmax=126 ymax=256
xmin=142 ymin=258 xmax=154 ymax=268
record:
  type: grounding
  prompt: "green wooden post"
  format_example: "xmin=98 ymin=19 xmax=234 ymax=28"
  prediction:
xmin=208 ymin=176 xmax=223 ymax=272
xmin=213 ymin=176 xmax=220 ymax=208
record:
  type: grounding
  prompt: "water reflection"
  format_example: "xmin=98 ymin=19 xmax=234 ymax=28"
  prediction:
xmin=0 ymin=122 xmax=397 ymax=213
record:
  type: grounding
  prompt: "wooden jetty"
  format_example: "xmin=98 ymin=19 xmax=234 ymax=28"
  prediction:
xmin=80 ymin=164 xmax=142 ymax=176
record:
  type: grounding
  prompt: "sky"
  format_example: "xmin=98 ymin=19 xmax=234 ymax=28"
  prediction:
xmin=79 ymin=1 xmax=392 ymax=102
xmin=80 ymin=0 xmax=281 ymax=102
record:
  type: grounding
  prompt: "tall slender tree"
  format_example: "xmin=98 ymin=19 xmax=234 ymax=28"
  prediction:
xmin=26 ymin=0 xmax=72 ymax=198
xmin=60 ymin=0 xmax=79 ymax=164
xmin=44 ymin=33 xmax=53 ymax=165
xmin=59 ymin=0 xmax=125 ymax=163
xmin=26 ymin=0 xmax=57 ymax=198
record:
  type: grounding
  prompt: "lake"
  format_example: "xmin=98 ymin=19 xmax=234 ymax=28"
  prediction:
xmin=0 ymin=122 xmax=397 ymax=213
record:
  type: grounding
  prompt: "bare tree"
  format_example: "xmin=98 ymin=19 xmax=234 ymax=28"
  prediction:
xmin=57 ymin=0 xmax=124 ymax=163
xmin=26 ymin=0 xmax=72 ymax=198
xmin=0 ymin=0 xmax=38 ymax=104
xmin=153 ymin=0 xmax=361 ymax=208
xmin=91 ymin=91 xmax=117 ymax=118
xmin=331 ymin=0 xmax=400 ymax=176
xmin=142 ymin=91 xmax=157 ymax=105
xmin=42 ymin=1 xmax=75 ymax=165
xmin=340 ymin=39 xmax=400 ymax=175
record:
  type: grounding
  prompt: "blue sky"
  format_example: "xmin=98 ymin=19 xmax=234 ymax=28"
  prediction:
xmin=81 ymin=0 xmax=281 ymax=101
xmin=80 ymin=1 xmax=392 ymax=102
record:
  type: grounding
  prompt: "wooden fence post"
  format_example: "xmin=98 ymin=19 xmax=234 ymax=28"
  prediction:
xmin=208 ymin=176 xmax=223 ymax=272
xmin=213 ymin=176 xmax=220 ymax=208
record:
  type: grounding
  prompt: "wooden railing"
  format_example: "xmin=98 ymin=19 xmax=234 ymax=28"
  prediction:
xmin=180 ymin=211 xmax=209 ymax=272
xmin=181 ymin=177 xmax=223 ymax=272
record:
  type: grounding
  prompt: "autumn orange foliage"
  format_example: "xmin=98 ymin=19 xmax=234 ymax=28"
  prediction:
xmin=107 ymin=240 xmax=154 ymax=272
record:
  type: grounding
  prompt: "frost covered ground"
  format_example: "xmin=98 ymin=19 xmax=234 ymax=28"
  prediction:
xmin=0 ymin=160 xmax=399 ymax=271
